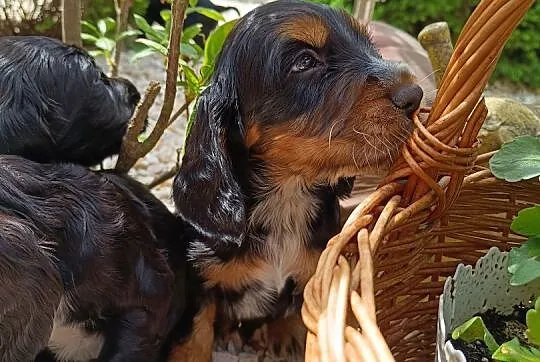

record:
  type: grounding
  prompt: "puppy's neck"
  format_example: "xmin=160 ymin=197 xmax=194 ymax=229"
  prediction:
xmin=246 ymin=160 xmax=327 ymax=242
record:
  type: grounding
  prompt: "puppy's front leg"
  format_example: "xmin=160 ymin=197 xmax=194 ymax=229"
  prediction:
xmin=169 ymin=302 xmax=216 ymax=362
xmin=96 ymin=309 xmax=167 ymax=362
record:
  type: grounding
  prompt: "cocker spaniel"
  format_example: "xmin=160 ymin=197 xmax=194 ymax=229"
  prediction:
xmin=169 ymin=0 xmax=423 ymax=360
xmin=0 ymin=155 xmax=186 ymax=362
xmin=0 ymin=36 xmax=141 ymax=167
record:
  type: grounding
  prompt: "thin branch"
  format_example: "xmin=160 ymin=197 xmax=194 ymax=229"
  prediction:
xmin=168 ymin=101 xmax=191 ymax=126
xmin=114 ymin=0 xmax=189 ymax=173
xmin=147 ymin=165 xmax=179 ymax=189
xmin=111 ymin=0 xmax=133 ymax=77
xmin=115 ymin=81 xmax=161 ymax=172
xmin=61 ymin=0 xmax=81 ymax=46
xmin=147 ymin=148 xmax=182 ymax=189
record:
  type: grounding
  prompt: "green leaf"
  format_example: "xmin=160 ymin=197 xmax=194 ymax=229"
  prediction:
xmin=529 ymin=237 xmax=540 ymax=257
xmin=95 ymin=38 xmax=116 ymax=52
xmin=451 ymin=316 xmax=499 ymax=353
xmin=134 ymin=14 xmax=164 ymax=42
xmin=115 ymin=29 xmax=141 ymax=41
xmin=511 ymin=206 xmax=540 ymax=237
xmin=510 ymin=258 xmax=540 ymax=286
xmin=88 ymin=50 xmax=105 ymax=58
xmin=201 ymin=20 xmax=237 ymax=83
xmin=492 ymin=338 xmax=540 ymax=361
xmin=97 ymin=18 xmax=108 ymax=35
xmin=130 ymin=48 xmax=157 ymax=63
xmin=136 ymin=38 xmax=168 ymax=56
xmin=181 ymin=43 xmax=201 ymax=59
xmin=182 ymin=65 xmax=201 ymax=95
xmin=81 ymin=33 xmax=99 ymax=43
xmin=490 ymin=136 xmax=540 ymax=182
xmin=160 ymin=9 xmax=171 ymax=23
xmin=189 ymin=0 xmax=199 ymax=7
xmin=81 ymin=20 xmax=101 ymax=37
xmin=509 ymin=242 xmax=531 ymax=274
xmin=186 ymin=7 xmax=225 ymax=21
xmin=527 ymin=298 xmax=540 ymax=346
xmin=97 ymin=17 xmax=115 ymax=36
xmin=182 ymin=24 xmax=203 ymax=42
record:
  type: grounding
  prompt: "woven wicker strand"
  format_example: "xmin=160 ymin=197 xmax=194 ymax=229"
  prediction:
xmin=302 ymin=0 xmax=536 ymax=360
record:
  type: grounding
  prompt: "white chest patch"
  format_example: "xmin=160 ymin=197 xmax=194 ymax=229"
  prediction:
xmin=48 ymin=297 xmax=104 ymax=362
xmin=231 ymin=178 xmax=320 ymax=320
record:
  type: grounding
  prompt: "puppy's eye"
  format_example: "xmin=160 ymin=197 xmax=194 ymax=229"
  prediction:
xmin=291 ymin=52 xmax=319 ymax=73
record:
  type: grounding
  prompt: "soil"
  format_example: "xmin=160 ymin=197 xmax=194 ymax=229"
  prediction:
xmin=449 ymin=302 xmax=536 ymax=361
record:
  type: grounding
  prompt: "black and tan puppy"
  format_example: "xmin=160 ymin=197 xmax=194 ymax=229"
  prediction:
xmin=0 ymin=36 xmax=141 ymax=167
xmin=0 ymin=155 xmax=187 ymax=362
xmin=170 ymin=0 xmax=423 ymax=360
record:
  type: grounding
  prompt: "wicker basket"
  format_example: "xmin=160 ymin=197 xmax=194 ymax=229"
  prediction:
xmin=301 ymin=0 xmax=538 ymax=361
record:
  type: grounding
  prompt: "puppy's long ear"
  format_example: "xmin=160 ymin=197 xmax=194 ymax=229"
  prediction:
xmin=173 ymin=78 xmax=246 ymax=254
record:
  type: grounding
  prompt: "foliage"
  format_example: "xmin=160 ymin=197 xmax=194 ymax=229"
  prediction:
xmin=453 ymin=298 xmax=540 ymax=361
xmin=81 ymin=17 xmax=140 ymax=70
xmin=528 ymin=298 xmax=540 ymax=346
xmin=307 ymin=0 xmax=354 ymax=13
xmin=371 ymin=0 xmax=540 ymax=88
xmin=303 ymin=0 xmax=539 ymax=88
xmin=134 ymin=8 xmax=236 ymax=97
xmin=489 ymin=136 xmax=540 ymax=286
xmin=508 ymin=236 xmax=540 ymax=286
xmin=451 ymin=316 xmax=499 ymax=353
xmin=82 ymin=0 xmax=149 ymax=25
xmin=492 ymin=338 xmax=540 ymax=362
xmin=490 ymin=136 xmax=540 ymax=182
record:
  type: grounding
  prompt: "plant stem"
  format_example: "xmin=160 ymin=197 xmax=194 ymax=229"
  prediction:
xmin=111 ymin=0 xmax=133 ymax=77
xmin=114 ymin=0 xmax=189 ymax=173
xmin=115 ymin=81 xmax=161 ymax=173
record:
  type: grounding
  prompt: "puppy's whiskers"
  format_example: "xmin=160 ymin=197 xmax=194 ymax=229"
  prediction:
xmin=417 ymin=69 xmax=439 ymax=85
xmin=328 ymin=120 xmax=340 ymax=149
xmin=353 ymin=127 xmax=386 ymax=155
xmin=352 ymin=144 xmax=361 ymax=170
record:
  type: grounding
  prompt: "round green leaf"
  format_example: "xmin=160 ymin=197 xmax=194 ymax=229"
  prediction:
xmin=511 ymin=205 xmax=540 ymax=237
xmin=489 ymin=136 xmax=540 ymax=182
xmin=509 ymin=258 xmax=540 ymax=286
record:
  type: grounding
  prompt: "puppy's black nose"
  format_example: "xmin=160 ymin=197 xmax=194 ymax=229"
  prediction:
xmin=391 ymin=84 xmax=423 ymax=119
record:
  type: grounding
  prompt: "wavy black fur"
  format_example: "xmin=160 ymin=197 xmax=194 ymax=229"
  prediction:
xmin=0 ymin=36 xmax=141 ymax=166
xmin=0 ymin=155 xmax=186 ymax=361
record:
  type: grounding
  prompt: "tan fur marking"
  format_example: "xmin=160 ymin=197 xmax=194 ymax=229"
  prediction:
xmin=279 ymin=16 xmax=329 ymax=48
xmin=201 ymin=258 xmax=265 ymax=290
xmin=168 ymin=303 xmax=216 ymax=362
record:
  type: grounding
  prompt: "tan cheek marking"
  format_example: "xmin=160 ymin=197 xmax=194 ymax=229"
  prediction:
xmin=279 ymin=16 xmax=329 ymax=48
xmin=245 ymin=123 xmax=262 ymax=149
xmin=201 ymin=258 xmax=267 ymax=290
xmin=253 ymin=128 xmax=356 ymax=182
xmin=168 ymin=303 xmax=216 ymax=362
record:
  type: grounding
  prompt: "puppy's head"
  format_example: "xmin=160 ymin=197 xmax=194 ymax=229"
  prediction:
xmin=174 ymin=1 xmax=422 ymax=251
xmin=0 ymin=36 xmax=142 ymax=166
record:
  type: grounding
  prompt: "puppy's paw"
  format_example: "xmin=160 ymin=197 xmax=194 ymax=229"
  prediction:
xmin=260 ymin=316 xmax=306 ymax=362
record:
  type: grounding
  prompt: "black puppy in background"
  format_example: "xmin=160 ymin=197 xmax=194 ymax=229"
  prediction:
xmin=0 ymin=36 xmax=141 ymax=167
xmin=0 ymin=155 xmax=187 ymax=362
xmin=145 ymin=0 xmax=240 ymax=47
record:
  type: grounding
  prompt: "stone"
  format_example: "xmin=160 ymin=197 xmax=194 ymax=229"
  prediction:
xmin=477 ymin=97 xmax=540 ymax=154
